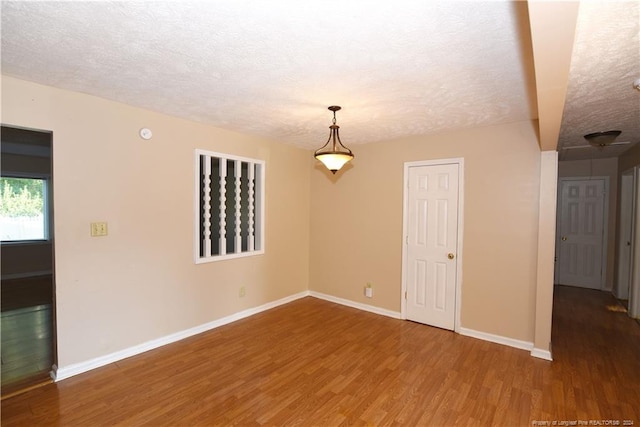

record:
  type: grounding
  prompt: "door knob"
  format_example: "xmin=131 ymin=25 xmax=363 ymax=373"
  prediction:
xmin=448 ymin=253 xmax=455 ymax=260
xmin=561 ymin=236 xmax=567 ymax=241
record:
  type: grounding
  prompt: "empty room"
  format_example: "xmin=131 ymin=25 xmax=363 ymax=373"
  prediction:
xmin=1 ymin=1 xmax=639 ymax=426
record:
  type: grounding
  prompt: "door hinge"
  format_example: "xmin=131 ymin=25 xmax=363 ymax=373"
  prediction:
xmin=405 ymin=236 xmax=408 ymax=245
xmin=405 ymin=291 xmax=407 ymax=299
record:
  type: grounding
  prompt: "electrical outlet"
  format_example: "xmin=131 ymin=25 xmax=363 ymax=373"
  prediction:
xmin=239 ymin=286 xmax=246 ymax=297
xmin=90 ymin=222 xmax=108 ymax=237
xmin=365 ymin=283 xmax=373 ymax=298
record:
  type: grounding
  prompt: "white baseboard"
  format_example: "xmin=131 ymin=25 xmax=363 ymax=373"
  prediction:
xmin=50 ymin=364 xmax=58 ymax=381
xmin=53 ymin=290 xmax=551 ymax=381
xmin=531 ymin=347 xmax=553 ymax=361
xmin=308 ymin=294 xmax=543 ymax=357
xmin=458 ymin=327 xmax=534 ymax=352
xmin=308 ymin=291 xmax=402 ymax=319
xmin=53 ymin=291 xmax=309 ymax=382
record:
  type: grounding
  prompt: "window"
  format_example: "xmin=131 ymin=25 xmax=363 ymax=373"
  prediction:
xmin=195 ymin=150 xmax=264 ymax=263
xmin=0 ymin=176 xmax=49 ymax=242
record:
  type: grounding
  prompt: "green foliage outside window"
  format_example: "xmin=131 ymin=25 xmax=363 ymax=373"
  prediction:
xmin=1 ymin=177 xmax=47 ymax=241
xmin=0 ymin=177 xmax=44 ymax=217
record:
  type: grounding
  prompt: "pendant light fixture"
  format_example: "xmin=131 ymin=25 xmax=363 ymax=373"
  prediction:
xmin=314 ymin=106 xmax=354 ymax=174
xmin=583 ymin=130 xmax=622 ymax=147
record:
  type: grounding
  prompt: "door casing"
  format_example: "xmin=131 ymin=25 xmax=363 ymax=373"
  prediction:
xmin=401 ymin=158 xmax=464 ymax=332
xmin=616 ymin=171 xmax=635 ymax=300
xmin=628 ymin=167 xmax=640 ymax=319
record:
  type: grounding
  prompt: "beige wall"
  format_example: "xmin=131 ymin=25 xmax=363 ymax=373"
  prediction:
xmin=2 ymin=75 xmax=555 ymax=367
xmin=558 ymin=158 xmax=618 ymax=290
xmin=1 ymin=76 xmax=310 ymax=368
xmin=619 ymin=144 xmax=640 ymax=172
xmin=310 ymin=121 xmax=542 ymax=343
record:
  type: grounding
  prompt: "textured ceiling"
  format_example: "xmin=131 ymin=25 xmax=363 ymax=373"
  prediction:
xmin=0 ymin=1 xmax=638 ymax=159
xmin=558 ymin=1 xmax=639 ymax=161
xmin=0 ymin=1 xmax=536 ymax=149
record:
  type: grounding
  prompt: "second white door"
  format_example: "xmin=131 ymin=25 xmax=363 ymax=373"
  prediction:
xmin=405 ymin=163 xmax=459 ymax=330
xmin=557 ymin=179 xmax=606 ymax=289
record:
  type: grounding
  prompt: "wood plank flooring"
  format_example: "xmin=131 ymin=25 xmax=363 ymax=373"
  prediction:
xmin=1 ymin=304 xmax=54 ymax=395
xmin=2 ymin=285 xmax=639 ymax=426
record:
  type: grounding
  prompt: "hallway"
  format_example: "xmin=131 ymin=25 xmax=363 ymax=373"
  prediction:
xmin=542 ymin=285 xmax=640 ymax=423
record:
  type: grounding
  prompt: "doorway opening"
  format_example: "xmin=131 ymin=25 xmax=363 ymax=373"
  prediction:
xmin=1 ymin=125 xmax=56 ymax=397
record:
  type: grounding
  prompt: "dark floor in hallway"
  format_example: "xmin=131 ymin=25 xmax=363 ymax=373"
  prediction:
xmin=1 ymin=304 xmax=54 ymax=396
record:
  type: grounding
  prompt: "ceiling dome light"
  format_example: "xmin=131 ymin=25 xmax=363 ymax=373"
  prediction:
xmin=314 ymin=106 xmax=354 ymax=174
xmin=583 ymin=130 xmax=622 ymax=147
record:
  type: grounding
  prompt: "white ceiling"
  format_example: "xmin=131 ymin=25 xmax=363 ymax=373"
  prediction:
xmin=1 ymin=1 xmax=638 ymax=161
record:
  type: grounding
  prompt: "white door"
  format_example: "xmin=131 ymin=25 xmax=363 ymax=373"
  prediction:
xmin=405 ymin=163 xmax=459 ymax=330
xmin=557 ymin=179 xmax=606 ymax=289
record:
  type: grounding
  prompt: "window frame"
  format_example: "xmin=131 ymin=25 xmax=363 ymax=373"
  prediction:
xmin=194 ymin=149 xmax=265 ymax=263
xmin=0 ymin=173 xmax=51 ymax=244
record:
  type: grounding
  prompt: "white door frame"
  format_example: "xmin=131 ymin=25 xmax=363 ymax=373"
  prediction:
xmin=401 ymin=158 xmax=464 ymax=332
xmin=616 ymin=170 xmax=635 ymax=300
xmin=628 ymin=167 xmax=640 ymax=319
xmin=554 ymin=176 xmax=609 ymax=290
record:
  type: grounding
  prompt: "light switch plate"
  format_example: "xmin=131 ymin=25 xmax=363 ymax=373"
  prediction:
xmin=91 ymin=222 xmax=108 ymax=237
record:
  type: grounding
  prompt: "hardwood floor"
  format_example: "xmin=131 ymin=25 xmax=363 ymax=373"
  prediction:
xmin=2 ymin=285 xmax=639 ymax=426
xmin=1 ymin=304 xmax=54 ymax=397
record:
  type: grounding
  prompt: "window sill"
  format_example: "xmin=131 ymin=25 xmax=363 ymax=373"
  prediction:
xmin=196 ymin=250 xmax=264 ymax=264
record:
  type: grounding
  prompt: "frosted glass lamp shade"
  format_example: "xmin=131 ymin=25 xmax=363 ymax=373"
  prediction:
xmin=315 ymin=152 xmax=354 ymax=174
